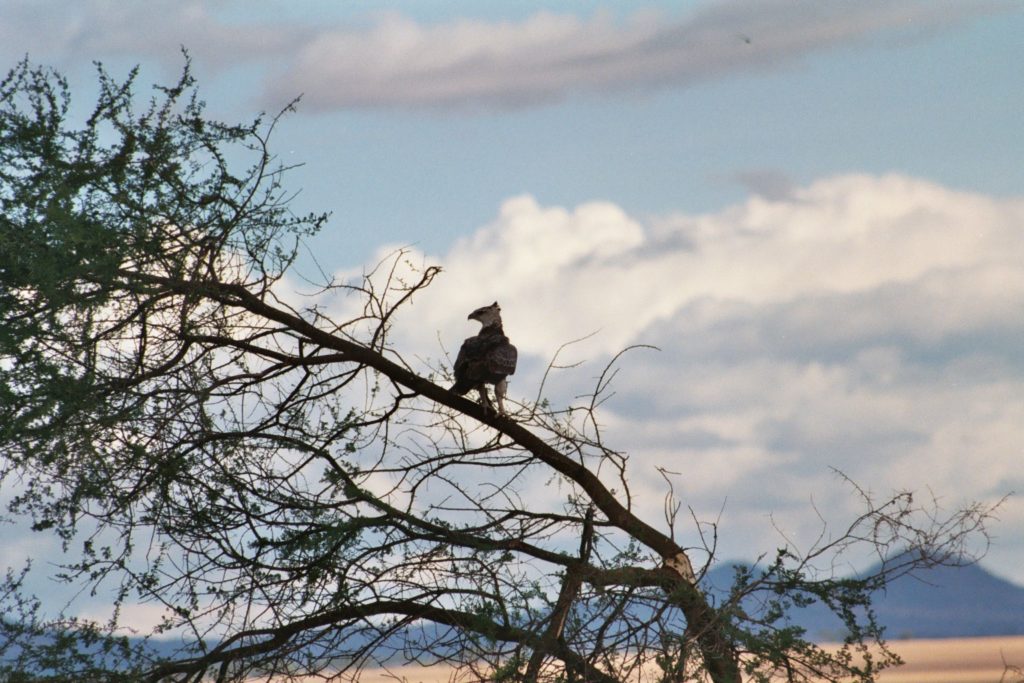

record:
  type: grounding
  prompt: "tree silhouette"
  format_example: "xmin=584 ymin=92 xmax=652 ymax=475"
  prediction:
xmin=0 ymin=58 xmax=999 ymax=683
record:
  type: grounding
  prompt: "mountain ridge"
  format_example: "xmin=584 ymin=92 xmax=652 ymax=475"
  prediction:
xmin=701 ymin=557 xmax=1024 ymax=640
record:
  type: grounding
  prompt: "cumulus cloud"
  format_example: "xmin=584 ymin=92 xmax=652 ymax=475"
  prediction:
xmin=0 ymin=0 xmax=1003 ymax=110
xmin=327 ymin=173 xmax=1024 ymax=577
xmin=373 ymin=174 xmax=1023 ymax=355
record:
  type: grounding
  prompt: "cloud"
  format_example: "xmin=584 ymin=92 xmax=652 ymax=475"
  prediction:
xmin=375 ymin=174 xmax=1023 ymax=356
xmin=1 ymin=0 xmax=1003 ymax=111
xmin=0 ymin=0 xmax=309 ymax=70
xmin=265 ymin=1 xmax=998 ymax=110
xmin=327 ymin=173 xmax=1024 ymax=578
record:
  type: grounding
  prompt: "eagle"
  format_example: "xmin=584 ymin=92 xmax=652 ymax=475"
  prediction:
xmin=452 ymin=302 xmax=518 ymax=414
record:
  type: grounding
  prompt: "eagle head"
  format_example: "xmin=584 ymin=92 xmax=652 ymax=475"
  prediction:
xmin=468 ymin=301 xmax=502 ymax=327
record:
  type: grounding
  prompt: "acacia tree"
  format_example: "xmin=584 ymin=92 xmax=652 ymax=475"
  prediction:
xmin=0 ymin=60 xmax=998 ymax=683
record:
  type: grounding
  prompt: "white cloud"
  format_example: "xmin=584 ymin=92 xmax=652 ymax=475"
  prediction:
xmin=264 ymin=1 xmax=999 ymax=110
xmin=368 ymin=174 xmax=1024 ymax=357
xmin=322 ymin=173 xmax=1024 ymax=579
xmin=1 ymin=0 xmax=1002 ymax=110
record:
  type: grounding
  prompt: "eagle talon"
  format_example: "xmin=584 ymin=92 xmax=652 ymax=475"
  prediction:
xmin=452 ymin=302 xmax=518 ymax=419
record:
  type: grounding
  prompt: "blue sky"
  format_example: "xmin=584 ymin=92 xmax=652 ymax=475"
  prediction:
xmin=267 ymin=1 xmax=1024 ymax=264
xmin=2 ymin=0 xmax=1024 ymax=630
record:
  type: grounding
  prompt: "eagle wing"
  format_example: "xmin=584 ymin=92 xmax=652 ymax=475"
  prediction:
xmin=452 ymin=332 xmax=517 ymax=394
xmin=487 ymin=340 xmax=517 ymax=377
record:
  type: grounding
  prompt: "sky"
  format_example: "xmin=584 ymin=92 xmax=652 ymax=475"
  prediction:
xmin=2 ymin=0 xmax=1024 ymax=627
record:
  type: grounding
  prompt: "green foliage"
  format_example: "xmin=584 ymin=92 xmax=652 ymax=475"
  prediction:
xmin=711 ymin=550 xmax=903 ymax=683
xmin=0 ymin=53 xmax=325 ymax=531
xmin=0 ymin=56 xmax=328 ymax=679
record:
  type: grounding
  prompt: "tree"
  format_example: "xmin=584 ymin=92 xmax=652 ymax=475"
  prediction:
xmin=0 ymin=58 xmax=1000 ymax=683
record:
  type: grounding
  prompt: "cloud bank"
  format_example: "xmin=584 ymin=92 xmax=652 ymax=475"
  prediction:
xmin=0 ymin=0 xmax=1002 ymax=110
xmin=267 ymin=1 xmax=997 ymax=109
xmin=0 ymin=0 xmax=309 ymax=68
xmin=336 ymin=174 xmax=1024 ymax=577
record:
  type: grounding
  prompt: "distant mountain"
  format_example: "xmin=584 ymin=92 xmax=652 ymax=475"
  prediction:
xmin=10 ymin=559 xmax=1022 ymax=676
xmin=702 ymin=558 xmax=1024 ymax=641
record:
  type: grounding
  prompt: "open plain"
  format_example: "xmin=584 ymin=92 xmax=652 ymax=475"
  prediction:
xmin=348 ymin=636 xmax=1024 ymax=682
xmin=875 ymin=636 xmax=1024 ymax=683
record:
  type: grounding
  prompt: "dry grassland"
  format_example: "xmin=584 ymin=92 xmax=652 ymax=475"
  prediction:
xmin=877 ymin=636 xmax=1024 ymax=683
xmin=306 ymin=635 xmax=1024 ymax=682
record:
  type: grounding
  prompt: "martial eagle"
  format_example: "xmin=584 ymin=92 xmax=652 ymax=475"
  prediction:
xmin=452 ymin=302 xmax=517 ymax=414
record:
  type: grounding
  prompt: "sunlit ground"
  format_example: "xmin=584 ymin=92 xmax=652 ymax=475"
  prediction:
xmin=269 ymin=635 xmax=1024 ymax=682
xmin=875 ymin=636 xmax=1024 ymax=683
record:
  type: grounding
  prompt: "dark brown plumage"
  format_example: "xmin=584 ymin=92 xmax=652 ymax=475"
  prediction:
xmin=452 ymin=302 xmax=517 ymax=414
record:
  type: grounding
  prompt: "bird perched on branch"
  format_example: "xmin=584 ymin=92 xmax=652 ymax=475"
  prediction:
xmin=452 ymin=302 xmax=517 ymax=414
